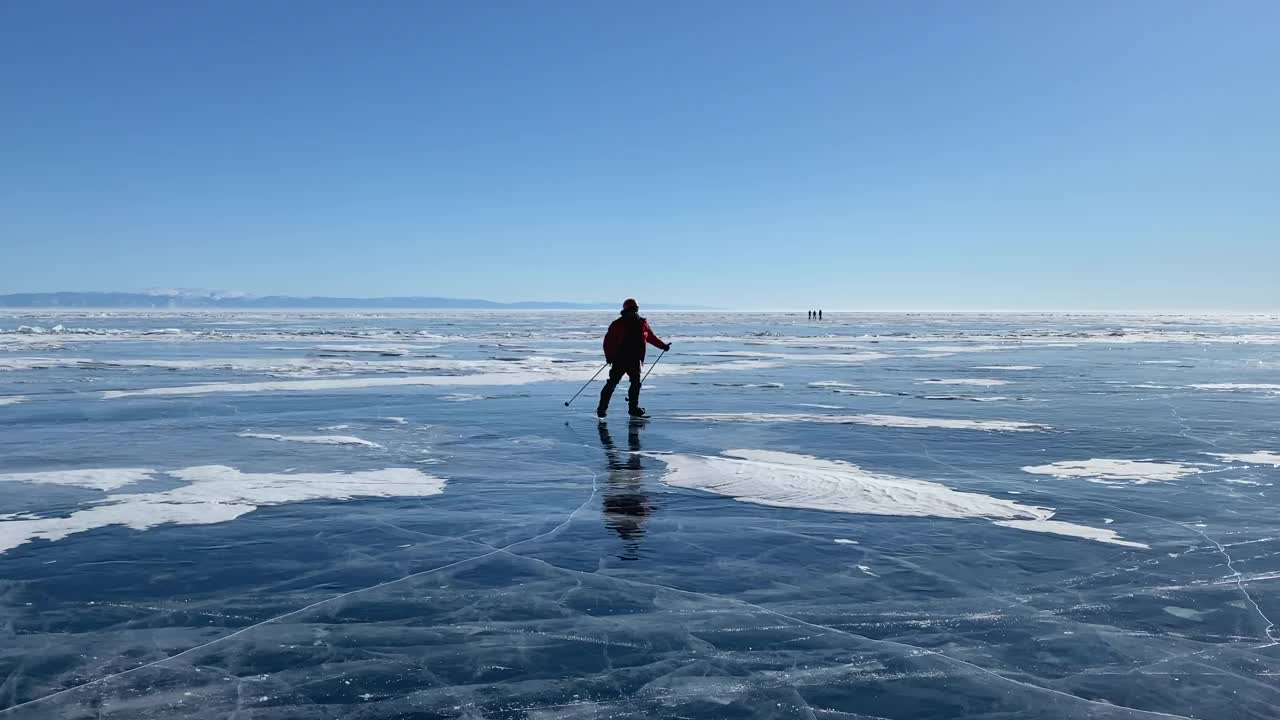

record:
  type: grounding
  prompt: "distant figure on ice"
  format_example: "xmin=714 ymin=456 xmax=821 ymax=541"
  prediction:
xmin=818 ymin=309 xmax=823 ymax=320
xmin=598 ymin=298 xmax=670 ymax=418
xmin=807 ymin=310 xmax=812 ymax=320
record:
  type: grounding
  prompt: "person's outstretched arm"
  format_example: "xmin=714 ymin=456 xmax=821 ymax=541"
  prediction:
xmin=643 ymin=321 xmax=671 ymax=351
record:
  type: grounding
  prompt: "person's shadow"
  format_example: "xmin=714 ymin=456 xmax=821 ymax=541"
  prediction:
xmin=598 ymin=421 xmax=656 ymax=561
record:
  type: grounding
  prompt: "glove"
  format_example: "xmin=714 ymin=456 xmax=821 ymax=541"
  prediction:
xmin=662 ymin=342 xmax=672 ymax=352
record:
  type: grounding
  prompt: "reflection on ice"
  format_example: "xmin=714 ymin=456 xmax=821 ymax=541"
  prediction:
xmin=598 ymin=422 xmax=657 ymax=561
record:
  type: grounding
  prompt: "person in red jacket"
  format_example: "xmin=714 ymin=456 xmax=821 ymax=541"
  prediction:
xmin=597 ymin=298 xmax=670 ymax=418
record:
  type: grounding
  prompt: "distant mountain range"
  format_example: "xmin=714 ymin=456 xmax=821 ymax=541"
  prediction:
xmin=0 ymin=291 xmax=707 ymax=311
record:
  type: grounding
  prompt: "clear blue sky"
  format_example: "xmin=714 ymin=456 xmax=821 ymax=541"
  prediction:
xmin=2 ymin=1 xmax=1276 ymax=310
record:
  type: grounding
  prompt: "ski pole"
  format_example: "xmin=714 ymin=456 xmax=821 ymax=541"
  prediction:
xmin=641 ymin=350 xmax=666 ymax=383
xmin=564 ymin=362 xmax=609 ymax=407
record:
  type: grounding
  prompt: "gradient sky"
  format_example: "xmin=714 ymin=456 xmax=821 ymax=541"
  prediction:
xmin=2 ymin=1 xmax=1276 ymax=310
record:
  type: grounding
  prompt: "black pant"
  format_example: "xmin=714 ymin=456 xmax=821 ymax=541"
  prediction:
xmin=599 ymin=359 xmax=642 ymax=410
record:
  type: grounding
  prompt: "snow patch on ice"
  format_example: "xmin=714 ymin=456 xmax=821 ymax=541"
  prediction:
xmin=971 ymin=366 xmax=1041 ymax=371
xmin=99 ymin=359 xmax=776 ymax=398
xmin=651 ymin=450 xmax=1143 ymax=547
xmin=693 ymin=350 xmax=890 ymax=363
xmin=0 ymin=468 xmax=157 ymax=492
xmin=0 ymin=357 xmax=88 ymax=371
xmin=0 ymin=396 xmax=26 ymax=406
xmin=100 ymin=375 xmax=533 ymax=398
xmin=312 ymin=344 xmax=414 ymax=355
xmin=1022 ymin=459 xmax=1204 ymax=485
xmin=0 ymin=466 xmax=445 ymax=554
xmin=918 ymin=378 xmax=1010 ymax=387
xmin=833 ymin=538 xmax=859 ymax=545
xmin=991 ymin=519 xmax=1147 ymax=546
xmin=1191 ymin=383 xmax=1280 ymax=392
xmin=1163 ymin=606 xmax=1207 ymax=621
xmin=1205 ymin=451 xmax=1280 ymax=467
xmin=914 ymin=345 xmax=1009 ymax=353
xmin=4 ymin=355 xmax=500 ymax=378
xmin=236 ymin=432 xmax=382 ymax=448
xmin=676 ymin=412 xmax=1049 ymax=432
xmin=380 ymin=416 xmax=409 ymax=425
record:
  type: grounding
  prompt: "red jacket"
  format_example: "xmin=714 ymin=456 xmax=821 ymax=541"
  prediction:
xmin=603 ymin=312 xmax=667 ymax=363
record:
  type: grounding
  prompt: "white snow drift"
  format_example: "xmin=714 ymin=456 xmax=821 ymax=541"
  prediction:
xmin=650 ymin=450 xmax=1143 ymax=548
xmin=0 ymin=468 xmax=158 ymax=492
xmin=1022 ymin=459 xmax=1203 ymax=485
xmin=98 ymin=359 xmax=776 ymax=399
xmin=1191 ymin=383 xmax=1280 ymax=393
xmin=0 ymin=466 xmax=445 ymax=554
xmin=676 ymin=412 xmax=1049 ymax=432
xmin=236 ymin=432 xmax=382 ymax=448
xmin=1205 ymin=452 xmax=1280 ymax=467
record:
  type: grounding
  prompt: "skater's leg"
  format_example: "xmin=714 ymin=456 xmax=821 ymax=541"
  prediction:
xmin=626 ymin=362 xmax=643 ymax=413
xmin=597 ymin=365 xmax=626 ymax=416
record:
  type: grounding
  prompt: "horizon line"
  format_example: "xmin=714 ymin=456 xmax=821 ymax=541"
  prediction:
xmin=3 ymin=307 xmax=1276 ymax=315
xmin=0 ymin=291 xmax=1275 ymax=315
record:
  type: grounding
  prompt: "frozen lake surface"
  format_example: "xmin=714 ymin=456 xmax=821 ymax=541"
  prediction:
xmin=2 ymin=311 xmax=1278 ymax=719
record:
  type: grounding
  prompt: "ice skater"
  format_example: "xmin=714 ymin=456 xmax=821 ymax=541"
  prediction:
xmin=598 ymin=298 xmax=670 ymax=418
